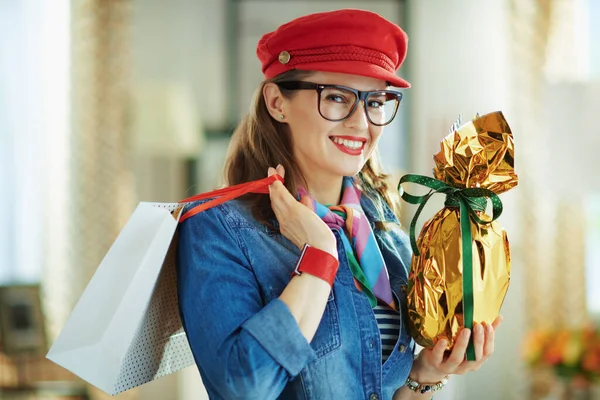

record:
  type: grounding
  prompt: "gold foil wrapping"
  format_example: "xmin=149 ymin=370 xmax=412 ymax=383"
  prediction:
xmin=407 ymin=111 xmax=518 ymax=349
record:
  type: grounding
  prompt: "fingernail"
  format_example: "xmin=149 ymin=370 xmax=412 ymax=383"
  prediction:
xmin=276 ymin=164 xmax=282 ymax=169
xmin=462 ymin=329 xmax=471 ymax=338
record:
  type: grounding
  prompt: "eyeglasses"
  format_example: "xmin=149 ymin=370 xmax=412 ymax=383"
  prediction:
xmin=276 ymin=81 xmax=403 ymax=126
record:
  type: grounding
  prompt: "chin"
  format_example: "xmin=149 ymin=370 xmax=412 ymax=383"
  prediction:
xmin=316 ymin=152 xmax=368 ymax=177
xmin=334 ymin=161 xmax=366 ymax=177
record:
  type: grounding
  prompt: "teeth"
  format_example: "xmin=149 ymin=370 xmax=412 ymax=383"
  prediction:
xmin=332 ymin=137 xmax=363 ymax=149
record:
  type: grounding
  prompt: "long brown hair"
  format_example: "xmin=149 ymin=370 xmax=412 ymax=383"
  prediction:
xmin=223 ymin=69 xmax=401 ymax=229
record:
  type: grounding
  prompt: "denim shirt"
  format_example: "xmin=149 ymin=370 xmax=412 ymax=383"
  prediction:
xmin=176 ymin=190 xmax=416 ymax=400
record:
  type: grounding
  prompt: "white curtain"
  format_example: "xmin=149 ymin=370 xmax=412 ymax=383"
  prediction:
xmin=0 ymin=0 xmax=70 ymax=285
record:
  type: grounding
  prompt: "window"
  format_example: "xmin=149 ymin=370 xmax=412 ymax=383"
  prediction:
xmin=0 ymin=1 xmax=70 ymax=284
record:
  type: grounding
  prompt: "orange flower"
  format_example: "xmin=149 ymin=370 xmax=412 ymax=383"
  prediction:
xmin=524 ymin=326 xmax=600 ymax=380
xmin=582 ymin=351 xmax=600 ymax=373
xmin=522 ymin=330 xmax=550 ymax=365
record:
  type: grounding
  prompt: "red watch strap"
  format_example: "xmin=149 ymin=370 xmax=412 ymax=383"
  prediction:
xmin=292 ymin=244 xmax=339 ymax=287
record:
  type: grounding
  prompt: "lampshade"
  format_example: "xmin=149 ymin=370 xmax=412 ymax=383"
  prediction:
xmin=131 ymin=83 xmax=204 ymax=158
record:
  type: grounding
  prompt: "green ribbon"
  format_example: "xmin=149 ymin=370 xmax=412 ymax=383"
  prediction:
xmin=398 ymin=174 xmax=503 ymax=361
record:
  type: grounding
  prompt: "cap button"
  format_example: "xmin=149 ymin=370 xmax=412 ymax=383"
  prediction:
xmin=278 ymin=51 xmax=291 ymax=64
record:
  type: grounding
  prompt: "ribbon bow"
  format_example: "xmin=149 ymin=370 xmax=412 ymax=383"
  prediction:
xmin=398 ymin=174 xmax=503 ymax=361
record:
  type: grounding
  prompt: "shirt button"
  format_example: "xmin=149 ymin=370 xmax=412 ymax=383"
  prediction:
xmin=369 ymin=393 xmax=379 ymax=400
xmin=368 ymin=338 xmax=377 ymax=349
xmin=398 ymin=344 xmax=407 ymax=353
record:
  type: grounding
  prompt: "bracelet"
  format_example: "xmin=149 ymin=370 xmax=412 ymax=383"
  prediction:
xmin=405 ymin=375 xmax=449 ymax=394
xmin=291 ymin=244 xmax=339 ymax=287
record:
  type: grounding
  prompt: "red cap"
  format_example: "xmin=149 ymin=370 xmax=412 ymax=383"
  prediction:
xmin=256 ymin=9 xmax=410 ymax=88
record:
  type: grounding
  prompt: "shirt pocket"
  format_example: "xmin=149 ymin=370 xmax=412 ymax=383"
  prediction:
xmin=309 ymin=290 xmax=342 ymax=359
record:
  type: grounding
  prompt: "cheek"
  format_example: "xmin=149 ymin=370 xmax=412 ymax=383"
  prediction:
xmin=362 ymin=128 xmax=383 ymax=159
xmin=289 ymin=106 xmax=327 ymax=137
xmin=369 ymin=127 xmax=383 ymax=146
xmin=291 ymin=111 xmax=335 ymax=142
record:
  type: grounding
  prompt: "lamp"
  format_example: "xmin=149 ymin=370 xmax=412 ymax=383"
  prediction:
xmin=131 ymin=83 xmax=204 ymax=158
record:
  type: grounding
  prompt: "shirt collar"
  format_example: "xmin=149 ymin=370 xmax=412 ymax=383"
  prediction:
xmin=359 ymin=188 xmax=399 ymax=224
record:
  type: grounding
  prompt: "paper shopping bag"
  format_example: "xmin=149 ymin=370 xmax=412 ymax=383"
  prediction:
xmin=47 ymin=175 xmax=282 ymax=395
xmin=47 ymin=202 xmax=191 ymax=395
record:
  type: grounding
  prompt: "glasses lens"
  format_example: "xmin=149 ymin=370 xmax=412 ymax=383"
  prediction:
xmin=365 ymin=92 xmax=400 ymax=126
xmin=318 ymin=86 xmax=358 ymax=121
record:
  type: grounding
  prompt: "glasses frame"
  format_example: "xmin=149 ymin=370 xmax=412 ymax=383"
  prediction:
xmin=276 ymin=81 xmax=403 ymax=127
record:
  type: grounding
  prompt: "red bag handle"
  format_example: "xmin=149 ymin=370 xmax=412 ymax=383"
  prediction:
xmin=178 ymin=174 xmax=283 ymax=223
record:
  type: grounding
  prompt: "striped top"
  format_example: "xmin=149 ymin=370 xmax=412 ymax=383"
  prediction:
xmin=373 ymin=304 xmax=401 ymax=363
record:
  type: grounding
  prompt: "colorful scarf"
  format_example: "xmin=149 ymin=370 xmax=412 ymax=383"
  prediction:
xmin=298 ymin=177 xmax=396 ymax=310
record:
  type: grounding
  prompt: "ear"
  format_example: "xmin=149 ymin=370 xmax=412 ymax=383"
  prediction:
xmin=263 ymin=82 xmax=286 ymax=120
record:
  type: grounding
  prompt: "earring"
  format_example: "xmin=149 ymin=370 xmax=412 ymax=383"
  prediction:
xmin=279 ymin=115 xmax=284 ymax=120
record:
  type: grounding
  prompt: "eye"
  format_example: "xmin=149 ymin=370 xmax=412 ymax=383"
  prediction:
xmin=321 ymin=87 xmax=355 ymax=105
xmin=368 ymin=92 xmax=397 ymax=109
xmin=325 ymin=93 xmax=350 ymax=104
xmin=367 ymin=99 xmax=385 ymax=108
xmin=367 ymin=95 xmax=386 ymax=108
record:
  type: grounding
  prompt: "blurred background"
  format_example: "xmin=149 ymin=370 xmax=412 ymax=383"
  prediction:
xmin=1 ymin=0 xmax=599 ymax=399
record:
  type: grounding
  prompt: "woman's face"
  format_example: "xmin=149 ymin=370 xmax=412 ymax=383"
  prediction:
xmin=279 ymin=71 xmax=388 ymax=183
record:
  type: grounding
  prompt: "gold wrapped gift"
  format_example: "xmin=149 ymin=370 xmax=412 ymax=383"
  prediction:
xmin=399 ymin=111 xmax=518 ymax=360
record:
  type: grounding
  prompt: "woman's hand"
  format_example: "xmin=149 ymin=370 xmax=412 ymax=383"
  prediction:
xmin=267 ymin=165 xmax=337 ymax=257
xmin=410 ymin=315 xmax=503 ymax=382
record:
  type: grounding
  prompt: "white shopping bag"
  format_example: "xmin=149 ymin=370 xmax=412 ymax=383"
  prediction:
xmin=47 ymin=175 xmax=282 ymax=396
xmin=47 ymin=202 xmax=195 ymax=395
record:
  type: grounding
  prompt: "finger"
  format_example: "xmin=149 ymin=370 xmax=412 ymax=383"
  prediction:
xmin=483 ymin=321 xmax=496 ymax=358
xmin=268 ymin=167 xmax=279 ymax=196
xmin=430 ymin=339 xmax=448 ymax=365
xmin=268 ymin=167 xmax=286 ymax=192
xmin=442 ymin=328 xmax=470 ymax=370
xmin=275 ymin=164 xmax=285 ymax=179
xmin=472 ymin=323 xmax=485 ymax=361
xmin=492 ymin=315 xmax=504 ymax=331
xmin=267 ymin=168 xmax=297 ymax=210
xmin=268 ymin=167 xmax=287 ymax=212
xmin=268 ymin=167 xmax=283 ymax=198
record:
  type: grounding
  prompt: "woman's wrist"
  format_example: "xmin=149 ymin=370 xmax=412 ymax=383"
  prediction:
xmin=408 ymin=369 xmax=448 ymax=384
xmin=292 ymin=244 xmax=339 ymax=287
xmin=405 ymin=375 xmax=449 ymax=395
xmin=409 ymin=354 xmax=448 ymax=383
xmin=305 ymin=238 xmax=337 ymax=259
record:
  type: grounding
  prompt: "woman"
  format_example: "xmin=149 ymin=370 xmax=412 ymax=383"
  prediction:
xmin=177 ymin=9 xmax=501 ymax=400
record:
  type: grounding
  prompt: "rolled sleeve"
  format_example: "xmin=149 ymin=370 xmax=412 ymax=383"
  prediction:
xmin=243 ymin=298 xmax=317 ymax=376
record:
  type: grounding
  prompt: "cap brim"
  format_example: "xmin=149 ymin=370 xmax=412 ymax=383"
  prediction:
xmin=295 ymin=60 xmax=410 ymax=88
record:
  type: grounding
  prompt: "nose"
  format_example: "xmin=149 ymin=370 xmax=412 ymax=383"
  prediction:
xmin=344 ymin=100 xmax=369 ymax=130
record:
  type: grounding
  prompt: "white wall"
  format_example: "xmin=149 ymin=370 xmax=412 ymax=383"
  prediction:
xmin=0 ymin=0 xmax=70 ymax=285
xmin=589 ymin=0 xmax=600 ymax=80
xmin=132 ymin=0 xmax=228 ymax=131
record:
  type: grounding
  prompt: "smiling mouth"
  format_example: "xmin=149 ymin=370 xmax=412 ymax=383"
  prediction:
xmin=329 ymin=136 xmax=366 ymax=150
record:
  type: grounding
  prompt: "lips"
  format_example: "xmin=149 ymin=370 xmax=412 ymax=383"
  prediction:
xmin=329 ymin=135 xmax=367 ymax=156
